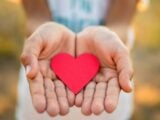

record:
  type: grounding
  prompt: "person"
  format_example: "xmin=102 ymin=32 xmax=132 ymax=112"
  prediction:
xmin=16 ymin=0 xmax=139 ymax=120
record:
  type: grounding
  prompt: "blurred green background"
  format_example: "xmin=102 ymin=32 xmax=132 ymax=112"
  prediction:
xmin=0 ymin=0 xmax=160 ymax=120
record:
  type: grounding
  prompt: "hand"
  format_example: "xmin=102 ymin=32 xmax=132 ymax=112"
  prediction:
xmin=75 ymin=26 xmax=133 ymax=115
xmin=21 ymin=22 xmax=75 ymax=116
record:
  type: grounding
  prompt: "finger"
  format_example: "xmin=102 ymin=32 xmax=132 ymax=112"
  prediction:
xmin=28 ymin=72 xmax=46 ymax=113
xmin=81 ymin=82 xmax=96 ymax=116
xmin=91 ymin=82 xmax=107 ymax=115
xmin=21 ymin=35 xmax=42 ymax=79
xmin=94 ymin=73 xmax=104 ymax=82
xmin=94 ymin=68 xmax=117 ymax=83
xmin=55 ymin=80 xmax=69 ymax=115
xmin=114 ymin=53 xmax=133 ymax=92
xmin=66 ymin=88 xmax=75 ymax=107
xmin=21 ymin=56 xmax=38 ymax=80
xmin=75 ymin=90 xmax=83 ymax=107
xmin=105 ymin=78 xmax=120 ymax=113
xmin=39 ymin=60 xmax=56 ymax=79
xmin=102 ymin=68 xmax=117 ymax=82
xmin=44 ymin=78 xmax=60 ymax=117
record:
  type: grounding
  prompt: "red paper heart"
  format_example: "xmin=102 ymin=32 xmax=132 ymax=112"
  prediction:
xmin=50 ymin=53 xmax=100 ymax=94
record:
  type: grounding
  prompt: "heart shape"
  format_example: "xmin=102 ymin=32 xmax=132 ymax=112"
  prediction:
xmin=50 ymin=53 xmax=100 ymax=94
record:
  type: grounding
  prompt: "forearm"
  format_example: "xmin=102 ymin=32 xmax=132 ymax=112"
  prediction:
xmin=106 ymin=0 xmax=139 ymax=49
xmin=106 ymin=24 xmax=134 ymax=51
xmin=22 ymin=0 xmax=51 ymax=37
xmin=107 ymin=24 xmax=128 ymax=44
xmin=26 ymin=18 xmax=50 ymax=37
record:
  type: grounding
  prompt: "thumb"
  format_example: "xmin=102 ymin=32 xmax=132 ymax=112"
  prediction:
xmin=21 ymin=54 xmax=39 ymax=79
xmin=114 ymin=52 xmax=133 ymax=92
xmin=20 ymin=33 xmax=43 ymax=79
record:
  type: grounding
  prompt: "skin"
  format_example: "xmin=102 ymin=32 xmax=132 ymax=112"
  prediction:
xmin=21 ymin=23 xmax=133 ymax=116
xmin=21 ymin=0 xmax=137 ymax=117
xmin=21 ymin=22 xmax=76 ymax=116
xmin=75 ymin=26 xmax=133 ymax=115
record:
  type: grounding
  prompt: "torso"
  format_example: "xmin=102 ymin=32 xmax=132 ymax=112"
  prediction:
xmin=16 ymin=1 xmax=134 ymax=120
xmin=47 ymin=0 xmax=110 ymax=32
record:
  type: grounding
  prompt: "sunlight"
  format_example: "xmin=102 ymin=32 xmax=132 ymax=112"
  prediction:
xmin=135 ymin=85 xmax=160 ymax=106
xmin=137 ymin=0 xmax=150 ymax=12
xmin=7 ymin=0 xmax=21 ymax=4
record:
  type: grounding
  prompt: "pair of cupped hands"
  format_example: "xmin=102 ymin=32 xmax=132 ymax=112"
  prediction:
xmin=21 ymin=22 xmax=133 ymax=117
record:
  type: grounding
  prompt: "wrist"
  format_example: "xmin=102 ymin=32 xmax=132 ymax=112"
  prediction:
xmin=106 ymin=25 xmax=134 ymax=51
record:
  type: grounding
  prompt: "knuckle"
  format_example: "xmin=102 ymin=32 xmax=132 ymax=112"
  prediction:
xmin=20 ymin=53 xmax=28 ymax=64
xmin=97 ymin=82 xmax=106 ymax=87
xmin=20 ymin=53 xmax=34 ymax=66
xmin=55 ymin=80 xmax=64 ymax=87
xmin=87 ymin=81 xmax=96 ymax=88
xmin=55 ymin=86 xmax=66 ymax=97
xmin=32 ymin=88 xmax=44 ymax=96
xmin=56 ymin=90 xmax=66 ymax=97
xmin=108 ymin=88 xmax=119 ymax=96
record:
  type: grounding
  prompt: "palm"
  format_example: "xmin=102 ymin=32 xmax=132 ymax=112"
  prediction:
xmin=77 ymin=27 xmax=125 ymax=68
xmin=77 ymin=27 xmax=133 ymax=90
xmin=21 ymin=22 xmax=75 ymax=116
xmin=37 ymin=25 xmax=75 ymax=80
xmin=75 ymin=26 xmax=132 ymax=115
xmin=37 ymin=31 xmax=75 ymax=116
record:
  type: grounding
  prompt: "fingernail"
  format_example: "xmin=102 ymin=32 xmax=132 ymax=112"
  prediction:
xmin=26 ymin=65 xmax=31 ymax=75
